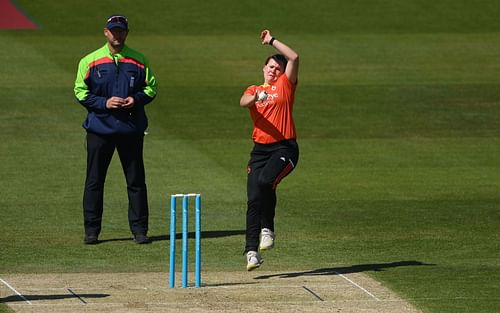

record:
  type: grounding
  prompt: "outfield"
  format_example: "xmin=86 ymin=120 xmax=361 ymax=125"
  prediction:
xmin=1 ymin=1 xmax=499 ymax=312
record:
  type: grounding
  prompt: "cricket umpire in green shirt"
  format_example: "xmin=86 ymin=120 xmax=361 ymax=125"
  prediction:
xmin=74 ymin=15 xmax=158 ymax=245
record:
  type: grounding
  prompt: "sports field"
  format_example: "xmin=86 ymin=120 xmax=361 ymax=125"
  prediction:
xmin=1 ymin=1 xmax=499 ymax=312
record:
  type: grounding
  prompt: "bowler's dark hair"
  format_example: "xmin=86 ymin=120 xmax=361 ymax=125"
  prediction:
xmin=264 ymin=54 xmax=287 ymax=70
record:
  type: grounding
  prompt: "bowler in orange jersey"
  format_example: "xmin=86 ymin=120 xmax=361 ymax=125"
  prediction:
xmin=240 ymin=30 xmax=300 ymax=271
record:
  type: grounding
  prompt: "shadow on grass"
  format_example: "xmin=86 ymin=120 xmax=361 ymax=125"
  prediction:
xmin=97 ymin=229 xmax=245 ymax=244
xmin=254 ymin=261 xmax=435 ymax=280
xmin=0 ymin=293 xmax=109 ymax=303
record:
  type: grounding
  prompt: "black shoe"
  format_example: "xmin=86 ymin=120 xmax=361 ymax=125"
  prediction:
xmin=84 ymin=234 xmax=99 ymax=244
xmin=133 ymin=233 xmax=151 ymax=244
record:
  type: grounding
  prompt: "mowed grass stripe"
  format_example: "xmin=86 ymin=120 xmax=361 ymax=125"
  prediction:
xmin=3 ymin=32 xmax=500 ymax=89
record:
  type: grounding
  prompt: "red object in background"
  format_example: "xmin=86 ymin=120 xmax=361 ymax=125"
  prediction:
xmin=0 ymin=0 xmax=37 ymax=29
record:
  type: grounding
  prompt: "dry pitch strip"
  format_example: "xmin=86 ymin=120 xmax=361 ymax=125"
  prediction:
xmin=1 ymin=271 xmax=422 ymax=313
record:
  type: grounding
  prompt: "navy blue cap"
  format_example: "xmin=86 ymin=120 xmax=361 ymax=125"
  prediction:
xmin=106 ymin=15 xmax=128 ymax=30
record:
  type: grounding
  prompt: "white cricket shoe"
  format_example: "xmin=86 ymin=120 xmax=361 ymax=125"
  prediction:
xmin=246 ymin=251 xmax=263 ymax=271
xmin=259 ymin=228 xmax=275 ymax=251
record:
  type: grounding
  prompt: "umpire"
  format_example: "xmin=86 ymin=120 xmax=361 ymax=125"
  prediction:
xmin=74 ymin=15 xmax=158 ymax=244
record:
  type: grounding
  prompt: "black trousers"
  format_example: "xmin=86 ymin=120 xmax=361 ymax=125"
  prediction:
xmin=83 ymin=132 xmax=149 ymax=236
xmin=245 ymin=139 xmax=299 ymax=253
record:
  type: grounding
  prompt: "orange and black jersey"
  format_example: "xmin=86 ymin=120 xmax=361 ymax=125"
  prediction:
xmin=244 ymin=74 xmax=297 ymax=144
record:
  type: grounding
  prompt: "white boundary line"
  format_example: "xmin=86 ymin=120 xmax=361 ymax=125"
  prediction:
xmin=0 ymin=277 xmax=32 ymax=305
xmin=334 ymin=272 xmax=380 ymax=301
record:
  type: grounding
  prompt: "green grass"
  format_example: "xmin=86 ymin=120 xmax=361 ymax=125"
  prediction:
xmin=1 ymin=1 xmax=500 ymax=312
xmin=0 ymin=304 xmax=15 ymax=313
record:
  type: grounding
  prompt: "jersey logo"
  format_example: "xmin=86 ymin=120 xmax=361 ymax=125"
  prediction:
xmin=256 ymin=93 xmax=278 ymax=108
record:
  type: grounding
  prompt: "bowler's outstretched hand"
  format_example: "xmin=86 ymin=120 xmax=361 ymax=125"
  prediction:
xmin=260 ymin=29 xmax=273 ymax=45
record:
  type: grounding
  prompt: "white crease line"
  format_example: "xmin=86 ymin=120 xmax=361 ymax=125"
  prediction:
xmin=19 ymin=283 xmax=353 ymax=292
xmin=0 ymin=278 xmax=32 ymax=305
xmin=334 ymin=272 xmax=380 ymax=301
xmin=202 ymin=284 xmax=351 ymax=289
